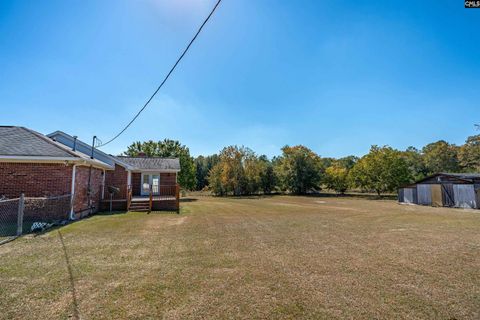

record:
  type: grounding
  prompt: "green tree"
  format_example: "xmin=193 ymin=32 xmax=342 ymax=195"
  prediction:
xmin=258 ymin=155 xmax=277 ymax=194
xmin=324 ymin=164 xmax=349 ymax=194
xmin=218 ymin=146 xmax=248 ymax=195
xmin=124 ymin=139 xmax=196 ymax=190
xmin=402 ymin=146 xmax=428 ymax=181
xmin=243 ymin=152 xmax=263 ymax=195
xmin=422 ymin=140 xmax=459 ymax=174
xmin=349 ymin=145 xmax=411 ymax=196
xmin=207 ymin=146 xmax=247 ymax=196
xmin=336 ymin=156 xmax=358 ymax=170
xmin=319 ymin=157 xmax=335 ymax=169
xmin=207 ymin=147 xmax=277 ymax=196
xmin=194 ymin=154 xmax=219 ymax=190
xmin=458 ymin=135 xmax=480 ymax=172
xmin=207 ymin=164 xmax=225 ymax=196
xmin=275 ymin=145 xmax=323 ymax=194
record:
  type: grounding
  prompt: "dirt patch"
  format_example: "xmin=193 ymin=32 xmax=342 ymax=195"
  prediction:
xmin=141 ymin=216 xmax=188 ymax=234
xmin=165 ymin=216 xmax=188 ymax=226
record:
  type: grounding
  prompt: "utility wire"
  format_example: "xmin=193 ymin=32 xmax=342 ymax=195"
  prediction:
xmin=98 ymin=0 xmax=223 ymax=148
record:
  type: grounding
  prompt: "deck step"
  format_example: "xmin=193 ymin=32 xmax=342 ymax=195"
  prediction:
xmin=129 ymin=201 xmax=151 ymax=212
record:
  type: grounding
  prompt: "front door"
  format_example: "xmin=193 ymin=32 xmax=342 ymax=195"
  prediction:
xmin=141 ymin=173 xmax=160 ymax=196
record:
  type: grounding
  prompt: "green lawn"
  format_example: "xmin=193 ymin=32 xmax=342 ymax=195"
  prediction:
xmin=1 ymin=196 xmax=479 ymax=319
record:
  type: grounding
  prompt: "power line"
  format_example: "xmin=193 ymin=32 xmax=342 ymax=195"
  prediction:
xmin=98 ymin=0 xmax=223 ymax=148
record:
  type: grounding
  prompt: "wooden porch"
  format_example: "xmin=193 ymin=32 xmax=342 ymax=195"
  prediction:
xmin=101 ymin=184 xmax=180 ymax=213
xmin=128 ymin=184 xmax=180 ymax=213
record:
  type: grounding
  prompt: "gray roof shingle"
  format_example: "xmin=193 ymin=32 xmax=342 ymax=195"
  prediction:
xmin=0 ymin=126 xmax=76 ymax=158
xmin=116 ymin=156 xmax=180 ymax=171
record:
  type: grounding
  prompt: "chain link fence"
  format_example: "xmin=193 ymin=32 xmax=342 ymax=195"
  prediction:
xmin=0 ymin=198 xmax=20 ymax=241
xmin=0 ymin=194 xmax=71 ymax=244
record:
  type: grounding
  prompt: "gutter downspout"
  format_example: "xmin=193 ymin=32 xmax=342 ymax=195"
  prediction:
xmin=72 ymin=135 xmax=78 ymax=151
xmin=86 ymin=136 xmax=96 ymax=215
xmin=101 ymin=169 xmax=106 ymax=200
xmin=70 ymin=164 xmax=77 ymax=220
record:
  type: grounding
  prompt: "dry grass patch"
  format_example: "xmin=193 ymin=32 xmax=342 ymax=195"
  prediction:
xmin=1 ymin=196 xmax=480 ymax=319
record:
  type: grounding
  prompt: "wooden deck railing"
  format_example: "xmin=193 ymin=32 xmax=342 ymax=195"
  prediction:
xmin=143 ymin=184 xmax=181 ymax=213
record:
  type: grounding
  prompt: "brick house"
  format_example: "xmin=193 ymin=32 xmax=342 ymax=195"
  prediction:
xmin=0 ymin=126 xmax=180 ymax=219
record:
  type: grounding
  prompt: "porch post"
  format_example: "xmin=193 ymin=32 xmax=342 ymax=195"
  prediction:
xmin=176 ymin=184 xmax=180 ymax=214
xmin=127 ymin=170 xmax=131 ymax=189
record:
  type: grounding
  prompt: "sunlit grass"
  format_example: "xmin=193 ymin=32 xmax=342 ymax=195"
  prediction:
xmin=0 ymin=196 xmax=479 ymax=319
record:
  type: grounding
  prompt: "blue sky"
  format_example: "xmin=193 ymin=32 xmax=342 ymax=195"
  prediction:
xmin=1 ymin=0 xmax=479 ymax=158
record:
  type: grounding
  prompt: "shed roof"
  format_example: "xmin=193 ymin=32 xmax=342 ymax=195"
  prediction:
xmin=115 ymin=156 xmax=180 ymax=171
xmin=438 ymin=172 xmax=480 ymax=179
xmin=0 ymin=126 xmax=76 ymax=158
xmin=403 ymin=172 xmax=480 ymax=188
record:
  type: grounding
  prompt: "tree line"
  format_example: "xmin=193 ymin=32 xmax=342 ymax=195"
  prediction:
xmin=123 ymin=134 xmax=480 ymax=196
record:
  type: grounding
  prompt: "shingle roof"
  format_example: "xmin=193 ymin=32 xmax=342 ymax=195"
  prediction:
xmin=0 ymin=126 xmax=76 ymax=158
xmin=116 ymin=156 xmax=180 ymax=171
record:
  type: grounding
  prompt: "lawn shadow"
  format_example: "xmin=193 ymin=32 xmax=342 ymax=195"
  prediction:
xmin=180 ymin=198 xmax=198 ymax=203
xmin=303 ymin=192 xmax=397 ymax=201
xmin=96 ymin=211 xmax=128 ymax=216
xmin=211 ymin=194 xmax=278 ymax=200
xmin=207 ymin=192 xmax=396 ymax=201
xmin=58 ymin=230 xmax=79 ymax=320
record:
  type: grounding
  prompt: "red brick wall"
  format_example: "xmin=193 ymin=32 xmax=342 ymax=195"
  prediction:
xmin=161 ymin=173 xmax=176 ymax=185
xmin=100 ymin=200 xmax=127 ymax=211
xmin=73 ymin=166 xmax=104 ymax=216
xmin=104 ymin=164 xmax=128 ymax=199
xmin=0 ymin=162 xmax=72 ymax=198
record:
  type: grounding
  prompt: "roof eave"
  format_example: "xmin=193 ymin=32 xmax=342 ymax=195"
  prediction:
xmin=47 ymin=130 xmax=121 ymax=169
xmin=0 ymin=155 xmax=77 ymax=162
xmin=130 ymin=169 xmax=181 ymax=173
xmin=0 ymin=155 xmax=114 ymax=170
xmin=111 ymin=157 xmax=135 ymax=170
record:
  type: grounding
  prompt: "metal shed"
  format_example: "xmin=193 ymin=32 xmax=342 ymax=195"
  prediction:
xmin=403 ymin=188 xmax=417 ymax=204
xmin=453 ymin=185 xmax=477 ymax=209
xmin=417 ymin=184 xmax=432 ymax=205
xmin=398 ymin=173 xmax=480 ymax=210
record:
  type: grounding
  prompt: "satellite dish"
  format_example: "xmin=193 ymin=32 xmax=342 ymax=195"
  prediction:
xmin=94 ymin=137 xmax=103 ymax=148
xmin=107 ymin=186 xmax=120 ymax=194
xmin=107 ymin=186 xmax=120 ymax=213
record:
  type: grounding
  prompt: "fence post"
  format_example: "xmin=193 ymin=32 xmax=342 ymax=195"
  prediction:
xmin=17 ymin=193 xmax=25 ymax=236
